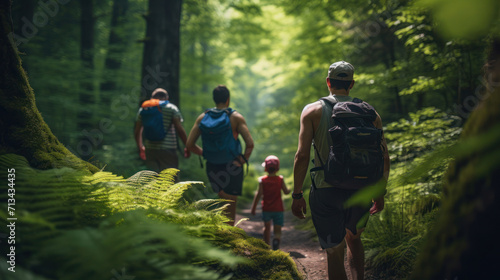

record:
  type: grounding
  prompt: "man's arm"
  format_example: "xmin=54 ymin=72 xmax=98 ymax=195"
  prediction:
xmin=293 ymin=104 xmax=317 ymax=194
xmin=235 ymin=113 xmax=254 ymax=163
xmin=134 ymin=120 xmax=146 ymax=160
xmin=186 ymin=114 xmax=204 ymax=156
xmin=172 ymin=117 xmax=191 ymax=158
xmin=292 ymin=103 xmax=318 ymax=219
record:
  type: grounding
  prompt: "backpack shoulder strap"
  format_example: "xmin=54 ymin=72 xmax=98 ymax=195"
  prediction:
xmin=204 ymin=108 xmax=216 ymax=114
xmin=319 ymin=96 xmax=338 ymax=107
xmin=204 ymin=108 xmax=235 ymax=116
xmin=224 ymin=108 xmax=235 ymax=116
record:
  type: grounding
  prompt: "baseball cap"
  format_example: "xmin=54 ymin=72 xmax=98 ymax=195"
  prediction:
xmin=327 ymin=61 xmax=354 ymax=81
xmin=262 ymin=155 xmax=280 ymax=172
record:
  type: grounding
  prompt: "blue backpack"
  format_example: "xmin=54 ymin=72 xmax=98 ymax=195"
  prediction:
xmin=140 ymin=100 xmax=169 ymax=141
xmin=199 ymin=108 xmax=242 ymax=164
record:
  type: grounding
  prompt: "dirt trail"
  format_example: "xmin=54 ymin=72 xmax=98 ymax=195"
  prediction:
xmin=236 ymin=201 xmax=385 ymax=280
xmin=235 ymin=205 xmax=328 ymax=280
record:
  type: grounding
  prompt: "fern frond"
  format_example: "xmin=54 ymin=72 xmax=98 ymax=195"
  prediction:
xmin=36 ymin=210 xmax=243 ymax=280
xmin=126 ymin=170 xmax=158 ymax=188
xmin=84 ymin=170 xmax=125 ymax=184
xmin=235 ymin=218 xmax=249 ymax=227
xmin=191 ymin=198 xmax=224 ymax=210
xmin=0 ymin=154 xmax=300 ymax=279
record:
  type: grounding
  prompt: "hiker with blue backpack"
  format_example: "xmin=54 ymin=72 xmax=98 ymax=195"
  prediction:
xmin=186 ymin=85 xmax=254 ymax=226
xmin=292 ymin=61 xmax=390 ymax=280
xmin=134 ymin=88 xmax=191 ymax=173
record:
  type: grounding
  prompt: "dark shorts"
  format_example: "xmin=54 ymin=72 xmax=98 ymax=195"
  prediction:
xmin=309 ymin=186 xmax=371 ymax=249
xmin=262 ymin=211 xmax=284 ymax=226
xmin=145 ymin=148 xmax=178 ymax=173
xmin=206 ymin=161 xmax=243 ymax=196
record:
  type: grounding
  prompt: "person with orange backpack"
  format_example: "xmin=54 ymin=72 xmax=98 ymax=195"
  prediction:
xmin=134 ymin=88 xmax=190 ymax=173
xmin=186 ymin=85 xmax=254 ymax=226
xmin=251 ymin=155 xmax=290 ymax=250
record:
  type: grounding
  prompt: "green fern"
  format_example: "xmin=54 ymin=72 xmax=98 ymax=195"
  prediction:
xmin=0 ymin=154 xmax=238 ymax=279
xmin=0 ymin=153 xmax=302 ymax=279
xmin=34 ymin=210 xmax=240 ymax=280
xmin=348 ymin=108 xmax=462 ymax=278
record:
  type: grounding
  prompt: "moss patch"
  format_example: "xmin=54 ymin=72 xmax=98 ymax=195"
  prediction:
xmin=209 ymin=226 xmax=303 ymax=279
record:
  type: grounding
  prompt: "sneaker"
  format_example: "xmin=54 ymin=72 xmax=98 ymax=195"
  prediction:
xmin=272 ymin=238 xmax=280 ymax=250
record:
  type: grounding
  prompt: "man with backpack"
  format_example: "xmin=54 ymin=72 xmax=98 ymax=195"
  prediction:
xmin=186 ymin=85 xmax=254 ymax=226
xmin=134 ymin=88 xmax=190 ymax=173
xmin=292 ymin=61 xmax=390 ymax=280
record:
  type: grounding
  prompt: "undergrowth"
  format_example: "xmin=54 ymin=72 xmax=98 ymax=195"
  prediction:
xmin=0 ymin=153 xmax=301 ymax=280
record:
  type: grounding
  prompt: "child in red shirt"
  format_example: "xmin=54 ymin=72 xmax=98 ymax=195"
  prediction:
xmin=251 ymin=155 xmax=290 ymax=250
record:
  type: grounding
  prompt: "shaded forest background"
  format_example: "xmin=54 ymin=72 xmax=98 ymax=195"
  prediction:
xmin=11 ymin=0 xmax=496 ymax=178
xmin=3 ymin=0 xmax=500 ymax=279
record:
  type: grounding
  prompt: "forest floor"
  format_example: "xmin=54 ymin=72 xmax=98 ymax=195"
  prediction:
xmin=235 ymin=203 xmax=382 ymax=280
xmin=235 ymin=205 xmax=328 ymax=280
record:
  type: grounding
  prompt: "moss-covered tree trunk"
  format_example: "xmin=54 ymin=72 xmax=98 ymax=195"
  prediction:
xmin=0 ymin=0 xmax=98 ymax=172
xmin=411 ymin=40 xmax=500 ymax=279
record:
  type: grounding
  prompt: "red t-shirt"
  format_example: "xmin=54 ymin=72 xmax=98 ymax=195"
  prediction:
xmin=260 ymin=175 xmax=284 ymax=212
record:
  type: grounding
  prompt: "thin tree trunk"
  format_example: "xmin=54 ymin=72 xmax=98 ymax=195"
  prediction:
xmin=12 ymin=0 xmax=36 ymax=41
xmin=385 ymin=35 xmax=404 ymax=115
xmin=0 ymin=0 xmax=97 ymax=172
xmin=416 ymin=92 xmax=425 ymax=109
xmin=99 ymin=0 xmax=129 ymax=108
xmin=78 ymin=0 xmax=95 ymax=160
xmin=141 ymin=0 xmax=182 ymax=107
xmin=11 ymin=0 xmax=35 ymax=70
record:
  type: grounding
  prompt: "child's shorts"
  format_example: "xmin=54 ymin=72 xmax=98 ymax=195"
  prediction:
xmin=262 ymin=211 xmax=284 ymax=226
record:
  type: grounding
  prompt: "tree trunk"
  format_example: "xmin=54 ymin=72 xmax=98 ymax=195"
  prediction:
xmin=411 ymin=40 xmax=500 ymax=280
xmin=12 ymin=0 xmax=35 ymax=45
xmin=78 ymin=0 xmax=95 ymax=160
xmin=141 ymin=0 xmax=182 ymax=107
xmin=99 ymin=0 xmax=129 ymax=108
xmin=11 ymin=0 xmax=35 ymax=71
xmin=382 ymin=29 xmax=404 ymax=115
xmin=0 ymin=0 xmax=98 ymax=172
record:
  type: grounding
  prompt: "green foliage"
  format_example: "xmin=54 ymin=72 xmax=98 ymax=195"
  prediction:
xmin=385 ymin=107 xmax=461 ymax=162
xmin=410 ymin=86 xmax=500 ymax=279
xmin=6 ymin=0 xmax=499 ymax=278
xmin=36 ymin=211 xmax=239 ymax=280
xmin=348 ymin=108 xmax=459 ymax=277
xmin=416 ymin=0 xmax=500 ymax=39
xmin=0 ymin=153 xmax=301 ymax=279
xmin=364 ymin=204 xmax=439 ymax=279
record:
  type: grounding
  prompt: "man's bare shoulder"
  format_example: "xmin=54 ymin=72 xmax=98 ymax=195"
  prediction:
xmin=194 ymin=112 xmax=206 ymax=124
xmin=230 ymin=110 xmax=247 ymax=123
xmin=302 ymin=101 xmax=323 ymax=118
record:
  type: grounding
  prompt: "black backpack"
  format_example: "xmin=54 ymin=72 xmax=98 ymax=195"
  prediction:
xmin=310 ymin=97 xmax=384 ymax=190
